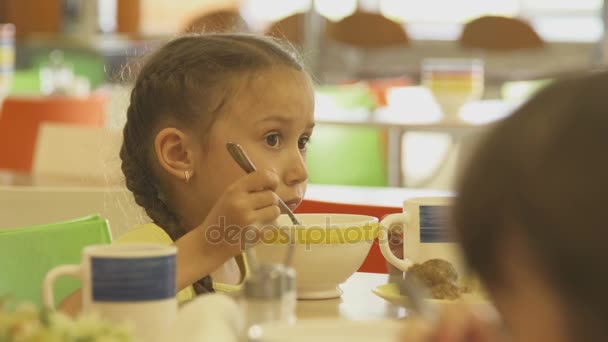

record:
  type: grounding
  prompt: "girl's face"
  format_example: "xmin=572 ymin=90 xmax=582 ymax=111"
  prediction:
xmin=193 ymin=67 xmax=315 ymax=222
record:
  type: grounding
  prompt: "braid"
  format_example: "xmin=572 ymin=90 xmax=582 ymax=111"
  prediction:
xmin=121 ymin=101 xmax=214 ymax=294
xmin=120 ymin=125 xmax=182 ymax=239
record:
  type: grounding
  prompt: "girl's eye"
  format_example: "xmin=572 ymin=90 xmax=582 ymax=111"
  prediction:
xmin=298 ymin=136 xmax=310 ymax=151
xmin=265 ymin=133 xmax=281 ymax=148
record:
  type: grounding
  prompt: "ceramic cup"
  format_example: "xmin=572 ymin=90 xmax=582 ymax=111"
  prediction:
xmin=378 ymin=196 xmax=466 ymax=280
xmin=43 ymin=243 xmax=177 ymax=342
xmin=255 ymin=213 xmax=379 ymax=299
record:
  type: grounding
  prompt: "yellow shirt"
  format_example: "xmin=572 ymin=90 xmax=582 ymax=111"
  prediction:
xmin=115 ymin=223 xmax=248 ymax=303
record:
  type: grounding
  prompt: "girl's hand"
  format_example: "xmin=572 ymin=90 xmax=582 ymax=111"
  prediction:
xmin=201 ymin=170 xmax=281 ymax=257
xmin=402 ymin=302 xmax=506 ymax=342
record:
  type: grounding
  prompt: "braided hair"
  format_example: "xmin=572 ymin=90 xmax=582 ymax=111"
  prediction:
xmin=120 ymin=33 xmax=304 ymax=294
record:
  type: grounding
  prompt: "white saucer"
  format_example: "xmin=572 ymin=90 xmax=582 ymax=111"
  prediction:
xmin=372 ymin=283 xmax=488 ymax=308
xmin=297 ymin=286 xmax=343 ymax=299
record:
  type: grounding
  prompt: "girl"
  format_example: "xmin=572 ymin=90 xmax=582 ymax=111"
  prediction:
xmin=403 ymin=70 xmax=608 ymax=341
xmin=60 ymin=33 xmax=315 ymax=314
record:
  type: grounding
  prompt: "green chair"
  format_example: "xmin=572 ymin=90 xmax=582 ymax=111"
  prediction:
xmin=0 ymin=215 xmax=111 ymax=308
xmin=9 ymin=68 xmax=42 ymax=96
xmin=314 ymin=83 xmax=377 ymax=110
xmin=307 ymin=125 xmax=388 ymax=186
xmin=308 ymin=84 xmax=388 ymax=186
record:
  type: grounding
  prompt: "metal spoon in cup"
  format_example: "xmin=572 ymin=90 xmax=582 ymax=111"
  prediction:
xmin=226 ymin=142 xmax=298 ymax=268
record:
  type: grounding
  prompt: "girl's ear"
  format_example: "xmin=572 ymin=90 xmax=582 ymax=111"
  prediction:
xmin=154 ymin=127 xmax=196 ymax=181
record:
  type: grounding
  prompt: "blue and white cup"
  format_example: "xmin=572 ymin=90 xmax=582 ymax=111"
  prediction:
xmin=43 ymin=243 xmax=177 ymax=342
xmin=378 ymin=196 xmax=466 ymax=280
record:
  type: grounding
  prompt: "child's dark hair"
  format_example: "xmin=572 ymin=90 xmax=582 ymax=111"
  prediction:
xmin=453 ymin=70 xmax=608 ymax=340
xmin=120 ymin=33 xmax=305 ymax=294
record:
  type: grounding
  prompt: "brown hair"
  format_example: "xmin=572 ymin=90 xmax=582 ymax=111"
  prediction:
xmin=120 ymin=33 xmax=304 ymax=294
xmin=453 ymin=70 xmax=608 ymax=340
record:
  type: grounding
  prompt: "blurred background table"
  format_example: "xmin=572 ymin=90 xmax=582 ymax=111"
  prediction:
xmin=315 ymin=115 xmax=492 ymax=187
xmin=0 ymin=169 xmax=111 ymax=187
xmin=305 ymin=184 xmax=451 ymax=207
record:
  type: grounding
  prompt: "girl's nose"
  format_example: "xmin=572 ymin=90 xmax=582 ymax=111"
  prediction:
xmin=284 ymin=150 xmax=308 ymax=186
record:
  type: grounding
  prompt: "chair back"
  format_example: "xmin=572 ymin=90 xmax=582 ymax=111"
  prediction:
xmin=307 ymin=125 xmax=388 ymax=186
xmin=310 ymin=84 xmax=388 ymax=186
xmin=0 ymin=215 xmax=111 ymax=307
xmin=325 ymin=11 xmax=410 ymax=48
xmin=32 ymin=122 xmax=123 ymax=184
xmin=296 ymin=199 xmax=402 ymax=273
xmin=459 ymin=15 xmax=544 ymax=51
xmin=0 ymin=185 xmax=145 ymax=238
xmin=0 ymin=95 xmax=106 ymax=172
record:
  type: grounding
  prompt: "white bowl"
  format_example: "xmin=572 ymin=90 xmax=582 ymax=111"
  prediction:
xmin=254 ymin=213 xmax=379 ymax=299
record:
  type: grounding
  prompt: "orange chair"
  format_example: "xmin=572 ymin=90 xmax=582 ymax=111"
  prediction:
xmin=459 ymin=16 xmax=544 ymax=51
xmin=0 ymin=95 xmax=106 ymax=172
xmin=296 ymin=199 xmax=402 ymax=273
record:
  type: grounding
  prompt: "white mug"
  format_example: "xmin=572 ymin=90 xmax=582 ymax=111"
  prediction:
xmin=44 ymin=243 xmax=177 ymax=342
xmin=378 ymin=196 xmax=466 ymax=280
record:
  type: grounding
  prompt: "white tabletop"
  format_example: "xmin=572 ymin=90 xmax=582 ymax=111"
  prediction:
xmin=314 ymin=100 xmax=509 ymax=133
xmin=305 ymin=184 xmax=453 ymax=208
xmin=296 ymin=272 xmax=407 ymax=321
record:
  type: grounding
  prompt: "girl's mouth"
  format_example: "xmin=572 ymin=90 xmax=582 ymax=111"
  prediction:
xmin=284 ymin=197 xmax=302 ymax=211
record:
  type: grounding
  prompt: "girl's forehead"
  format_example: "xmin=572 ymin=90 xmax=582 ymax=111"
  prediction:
xmin=246 ymin=67 xmax=312 ymax=93
xmin=221 ymin=68 xmax=314 ymax=122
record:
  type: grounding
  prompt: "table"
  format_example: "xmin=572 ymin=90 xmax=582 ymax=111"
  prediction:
xmin=0 ymin=171 xmax=452 ymax=207
xmin=305 ymin=184 xmax=452 ymax=208
xmin=0 ymin=169 xmax=112 ymax=187
xmin=316 ymin=111 xmax=496 ymax=187
xmin=296 ymin=272 xmax=407 ymax=320
xmin=180 ymin=272 xmax=407 ymax=341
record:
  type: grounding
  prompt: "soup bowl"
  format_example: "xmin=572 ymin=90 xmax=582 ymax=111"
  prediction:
xmin=254 ymin=213 xmax=379 ymax=299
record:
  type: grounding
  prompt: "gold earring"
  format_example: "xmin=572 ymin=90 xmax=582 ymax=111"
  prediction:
xmin=184 ymin=170 xmax=191 ymax=183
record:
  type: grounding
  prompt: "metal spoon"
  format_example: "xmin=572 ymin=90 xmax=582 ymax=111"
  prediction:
xmin=398 ymin=275 xmax=438 ymax=323
xmin=226 ymin=142 xmax=298 ymax=267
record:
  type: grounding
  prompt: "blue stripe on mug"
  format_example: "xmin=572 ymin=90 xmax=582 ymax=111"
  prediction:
xmin=419 ymin=205 xmax=454 ymax=243
xmin=91 ymin=255 xmax=176 ymax=302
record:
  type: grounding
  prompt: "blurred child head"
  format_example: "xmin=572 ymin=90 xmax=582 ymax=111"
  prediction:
xmin=454 ymin=70 xmax=608 ymax=341
xmin=120 ymin=34 xmax=314 ymax=240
